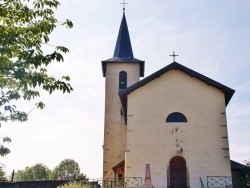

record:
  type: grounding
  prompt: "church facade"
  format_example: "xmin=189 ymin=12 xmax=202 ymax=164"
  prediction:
xmin=101 ymin=11 xmax=235 ymax=188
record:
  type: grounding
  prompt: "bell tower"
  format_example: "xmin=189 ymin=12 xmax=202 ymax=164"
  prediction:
xmin=101 ymin=10 xmax=144 ymax=179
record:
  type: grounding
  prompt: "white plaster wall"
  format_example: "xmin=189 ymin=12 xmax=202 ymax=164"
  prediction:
xmin=125 ymin=69 xmax=231 ymax=188
xmin=103 ymin=63 xmax=141 ymax=179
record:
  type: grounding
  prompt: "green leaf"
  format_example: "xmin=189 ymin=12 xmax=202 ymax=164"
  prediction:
xmin=0 ymin=145 xmax=10 ymax=157
xmin=3 ymin=137 xmax=11 ymax=143
xmin=0 ymin=0 xmax=73 ymax=156
xmin=36 ymin=102 xmax=45 ymax=110
xmin=56 ymin=46 xmax=69 ymax=53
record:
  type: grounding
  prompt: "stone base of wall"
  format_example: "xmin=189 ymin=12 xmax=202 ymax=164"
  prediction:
xmin=0 ymin=180 xmax=69 ymax=188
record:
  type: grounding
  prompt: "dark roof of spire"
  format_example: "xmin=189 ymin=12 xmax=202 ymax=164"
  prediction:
xmin=113 ymin=12 xmax=134 ymax=60
xmin=102 ymin=12 xmax=144 ymax=77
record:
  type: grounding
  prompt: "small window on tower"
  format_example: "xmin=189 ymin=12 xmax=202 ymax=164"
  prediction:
xmin=166 ymin=112 xmax=187 ymax=123
xmin=119 ymin=71 xmax=127 ymax=89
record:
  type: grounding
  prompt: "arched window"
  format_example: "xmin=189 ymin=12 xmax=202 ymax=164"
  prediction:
xmin=119 ymin=71 xmax=127 ymax=89
xmin=166 ymin=112 xmax=187 ymax=122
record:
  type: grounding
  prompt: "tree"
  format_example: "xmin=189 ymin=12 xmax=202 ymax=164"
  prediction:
xmin=244 ymin=159 xmax=250 ymax=185
xmin=245 ymin=160 xmax=250 ymax=167
xmin=0 ymin=163 xmax=7 ymax=181
xmin=14 ymin=163 xmax=51 ymax=181
xmin=0 ymin=0 xmax=73 ymax=156
xmin=50 ymin=159 xmax=87 ymax=181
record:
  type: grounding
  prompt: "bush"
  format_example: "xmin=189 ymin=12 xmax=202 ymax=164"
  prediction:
xmin=58 ymin=182 xmax=85 ymax=188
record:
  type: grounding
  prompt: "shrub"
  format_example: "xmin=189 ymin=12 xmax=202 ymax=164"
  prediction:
xmin=58 ymin=182 xmax=84 ymax=188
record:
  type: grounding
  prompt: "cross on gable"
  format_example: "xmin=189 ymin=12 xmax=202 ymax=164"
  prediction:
xmin=120 ymin=0 xmax=128 ymax=11
xmin=170 ymin=51 xmax=179 ymax=62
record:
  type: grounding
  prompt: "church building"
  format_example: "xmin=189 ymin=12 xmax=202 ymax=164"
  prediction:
xmin=101 ymin=9 xmax=235 ymax=188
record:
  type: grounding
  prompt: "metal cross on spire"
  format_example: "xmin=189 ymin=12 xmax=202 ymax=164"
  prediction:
xmin=170 ymin=51 xmax=179 ymax=62
xmin=120 ymin=0 xmax=128 ymax=11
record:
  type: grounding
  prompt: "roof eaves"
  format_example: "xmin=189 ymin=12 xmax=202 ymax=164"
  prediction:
xmin=119 ymin=62 xmax=235 ymax=106
xmin=101 ymin=59 xmax=145 ymax=77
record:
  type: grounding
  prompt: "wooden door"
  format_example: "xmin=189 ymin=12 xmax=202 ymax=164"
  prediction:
xmin=170 ymin=156 xmax=187 ymax=188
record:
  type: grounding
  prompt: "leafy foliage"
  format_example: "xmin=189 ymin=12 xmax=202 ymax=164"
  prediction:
xmin=244 ymin=159 xmax=250 ymax=185
xmin=0 ymin=163 xmax=7 ymax=181
xmin=245 ymin=160 xmax=250 ymax=167
xmin=57 ymin=182 xmax=85 ymax=188
xmin=14 ymin=163 xmax=51 ymax=181
xmin=0 ymin=136 xmax=11 ymax=156
xmin=13 ymin=159 xmax=88 ymax=182
xmin=0 ymin=0 xmax=73 ymax=156
xmin=50 ymin=159 xmax=87 ymax=181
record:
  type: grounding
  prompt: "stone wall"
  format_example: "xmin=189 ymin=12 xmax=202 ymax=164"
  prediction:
xmin=0 ymin=180 xmax=100 ymax=188
xmin=0 ymin=180 xmax=68 ymax=188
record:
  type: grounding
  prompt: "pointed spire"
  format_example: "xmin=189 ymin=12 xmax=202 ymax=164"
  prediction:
xmin=101 ymin=11 xmax=145 ymax=77
xmin=145 ymin=162 xmax=151 ymax=181
xmin=142 ymin=162 xmax=154 ymax=188
xmin=113 ymin=12 xmax=134 ymax=60
xmin=145 ymin=163 xmax=151 ymax=182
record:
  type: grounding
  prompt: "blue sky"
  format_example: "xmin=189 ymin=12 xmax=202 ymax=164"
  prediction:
xmin=1 ymin=0 xmax=250 ymax=179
